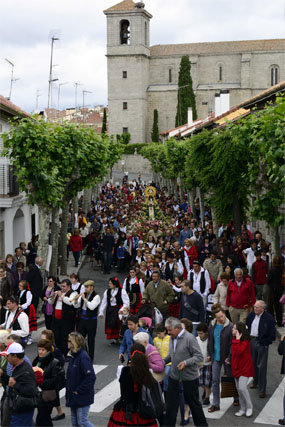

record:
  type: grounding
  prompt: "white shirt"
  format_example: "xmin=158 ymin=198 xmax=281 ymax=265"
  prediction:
xmin=19 ymin=290 xmax=32 ymax=310
xmin=243 ymin=247 xmax=256 ymax=267
xmin=74 ymin=293 xmax=101 ymax=311
xmin=173 ymin=328 xmax=185 ymax=352
xmin=1 ymin=309 xmax=29 ymax=337
xmin=72 ymin=282 xmax=86 ymax=294
xmin=187 ymin=267 xmax=211 ymax=297
xmin=123 ymin=277 xmax=145 ymax=295
xmin=250 ymin=314 xmax=261 ymax=337
xmin=49 ymin=291 xmax=78 ymax=310
xmin=99 ymin=288 xmax=130 ymax=316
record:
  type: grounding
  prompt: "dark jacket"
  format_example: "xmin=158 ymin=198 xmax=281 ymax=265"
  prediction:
xmin=278 ymin=340 xmax=285 ymax=375
xmin=12 ymin=271 xmax=28 ymax=295
xmin=207 ymin=317 xmax=233 ymax=363
xmin=267 ymin=266 xmax=283 ymax=300
xmin=32 ymin=352 xmax=65 ymax=406
xmin=0 ymin=274 xmax=14 ymax=304
xmin=27 ymin=265 xmax=43 ymax=298
xmin=41 ymin=284 xmax=61 ymax=301
xmin=179 ymin=291 xmax=205 ymax=322
xmin=66 ymin=348 xmax=96 ymax=408
xmin=8 ymin=360 xmax=38 ymax=413
xmin=246 ymin=310 xmax=276 ymax=346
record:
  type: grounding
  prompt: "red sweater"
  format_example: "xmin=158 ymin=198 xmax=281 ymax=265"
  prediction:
xmin=183 ymin=246 xmax=198 ymax=266
xmin=231 ymin=339 xmax=255 ymax=378
xmin=69 ymin=235 xmax=83 ymax=252
xmin=252 ymin=259 xmax=267 ymax=285
xmin=226 ymin=278 xmax=256 ymax=309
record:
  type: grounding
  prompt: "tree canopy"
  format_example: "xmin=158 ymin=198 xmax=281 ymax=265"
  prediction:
xmin=175 ymin=56 xmax=197 ymax=127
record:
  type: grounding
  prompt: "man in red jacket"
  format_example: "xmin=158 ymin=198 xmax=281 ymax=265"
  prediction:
xmin=226 ymin=268 xmax=256 ymax=325
xmin=252 ymin=251 xmax=268 ymax=301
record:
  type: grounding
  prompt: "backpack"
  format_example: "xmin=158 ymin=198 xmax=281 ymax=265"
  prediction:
xmin=138 ymin=379 xmax=164 ymax=420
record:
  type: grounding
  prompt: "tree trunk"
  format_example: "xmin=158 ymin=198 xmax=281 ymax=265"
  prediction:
xmin=37 ymin=206 xmax=50 ymax=271
xmin=83 ymin=188 xmax=91 ymax=215
xmin=178 ymin=177 xmax=183 ymax=202
xmin=187 ymin=189 xmax=195 ymax=219
xmin=60 ymin=203 xmax=69 ymax=275
xmin=197 ymin=187 xmax=205 ymax=226
xmin=211 ymin=206 xmax=219 ymax=237
xmin=270 ymin=225 xmax=281 ymax=257
xmin=72 ymin=195 xmax=78 ymax=229
xmin=233 ymin=197 xmax=242 ymax=236
xmin=50 ymin=206 xmax=59 ymax=276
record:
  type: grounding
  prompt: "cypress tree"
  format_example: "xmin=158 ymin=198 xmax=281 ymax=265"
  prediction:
xmin=151 ymin=109 xmax=159 ymax=142
xmin=101 ymin=107 xmax=107 ymax=133
xmin=175 ymin=56 xmax=197 ymax=127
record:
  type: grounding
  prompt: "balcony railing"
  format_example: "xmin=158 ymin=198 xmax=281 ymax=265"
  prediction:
xmin=0 ymin=161 xmax=19 ymax=197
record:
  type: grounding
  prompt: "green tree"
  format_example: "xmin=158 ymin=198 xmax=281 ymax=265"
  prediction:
xmin=101 ymin=107 xmax=107 ymax=134
xmin=175 ymin=56 xmax=197 ymax=127
xmin=2 ymin=118 xmax=122 ymax=274
xmin=151 ymin=109 xmax=159 ymax=142
xmin=237 ymin=95 xmax=285 ymax=254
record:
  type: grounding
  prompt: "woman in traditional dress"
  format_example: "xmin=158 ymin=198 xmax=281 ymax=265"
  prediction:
xmin=123 ymin=268 xmax=144 ymax=314
xmin=18 ymin=279 xmax=37 ymax=345
xmin=183 ymin=238 xmax=198 ymax=269
xmin=99 ymin=277 xmax=130 ymax=345
xmin=108 ymin=342 xmax=158 ymax=427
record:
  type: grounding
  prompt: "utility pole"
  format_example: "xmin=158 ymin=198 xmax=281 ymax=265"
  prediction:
xmin=48 ymin=36 xmax=59 ymax=109
xmin=5 ymin=58 xmax=18 ymax=100
xmin=82 ymin=90 xmax=92 ymax=123
xmin=74 ymin=82 xmax=82 ymax=123
xmin=57 ymin=82 xmax=68 ymax=112
xmin=36 ymin=89 xmax=42 ymax=111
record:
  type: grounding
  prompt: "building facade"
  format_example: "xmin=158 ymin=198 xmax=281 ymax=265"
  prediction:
xmin=0 ymin=96 xmax=38 ymax=257
xmin=104 ymin=0 xmax=285 ymax=142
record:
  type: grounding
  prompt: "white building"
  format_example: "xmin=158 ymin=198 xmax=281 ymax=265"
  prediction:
xmin=0 ymin=95 xmax=38 ymax=258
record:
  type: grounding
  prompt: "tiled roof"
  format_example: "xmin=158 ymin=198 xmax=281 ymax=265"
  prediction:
xmin=104 ymin=0 xmax=135 ymax=13
xmin=0 ymin=95 xmax=30 ymax=117
xmin=239 ymin=80 xmax=285 ymax=108
xmin=150 ymin=39 xmax=285 ymax=56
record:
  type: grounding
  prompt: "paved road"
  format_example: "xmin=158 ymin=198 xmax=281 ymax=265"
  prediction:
xmin=24 ymin=259 xmax=284 ymax=426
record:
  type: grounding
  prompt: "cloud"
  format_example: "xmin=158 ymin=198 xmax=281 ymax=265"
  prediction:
xmin=0 ymin=0 xmax=284 ymax=112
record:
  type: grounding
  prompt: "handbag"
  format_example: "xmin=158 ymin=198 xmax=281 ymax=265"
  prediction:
xmin=9 ymin=390 xmax=39 ymax=413
xmin=154 ymin=307 xmax=163 ymax=325
xmin=220 ymin=376 xmax=239 ymax=398
xmin=138 ymin=379 xmax=164 ymax=420
xmin=151 ymin=370 xmax=166 ymax=383
xmin=42 ymin=389 xmax=57 ymax=402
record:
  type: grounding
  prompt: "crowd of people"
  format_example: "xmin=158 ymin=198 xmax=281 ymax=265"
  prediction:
xmin=0 ymin=176 xmax=284 ymax=426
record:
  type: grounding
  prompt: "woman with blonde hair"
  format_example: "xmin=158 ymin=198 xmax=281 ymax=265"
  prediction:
xmin=66 ymin=332 xmax=96 ymax=427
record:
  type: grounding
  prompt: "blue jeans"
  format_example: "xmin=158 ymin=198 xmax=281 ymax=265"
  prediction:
xmin=163 ymin=364 xmax=171 ymax=391
xmin=10 ymin=410 xmax=34 ymax=426
xmin=71 ymin=405 xmax=94 ymax=427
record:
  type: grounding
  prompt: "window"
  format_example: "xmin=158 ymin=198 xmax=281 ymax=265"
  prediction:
xmin=169 ymin=69 xmax=172 ymax=83
xmin=122 ymin=71 xmax=127 ymax=78
xmin=123 ymin=127 xmax=128 ymax=133
xmin=218 ymin=65 xmax=223 ymax=81
xmin=145 ymin=22 xmax=147 ymax=45
xmin=123 ymin=102 xmax=128 ymax=110
xmin=270 ymin=66 xmax=278 ymax=86
xmin=120 ymin=20 xmax=130 ymax=45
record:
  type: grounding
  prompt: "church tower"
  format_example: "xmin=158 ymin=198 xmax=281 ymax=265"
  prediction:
xmin=104 ymin=0 xmax=152 ymax=143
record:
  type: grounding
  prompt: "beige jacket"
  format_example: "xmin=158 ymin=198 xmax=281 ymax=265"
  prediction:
xmin=213 ymin=282 xmax=228 ymax=310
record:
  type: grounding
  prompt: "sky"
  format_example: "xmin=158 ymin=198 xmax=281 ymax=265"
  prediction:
xmin=0 ymin=0 xmax=284 ymax=113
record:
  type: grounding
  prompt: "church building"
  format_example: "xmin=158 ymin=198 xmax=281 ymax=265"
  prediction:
xmin=104 ymin=0 xmax=285 ymax=142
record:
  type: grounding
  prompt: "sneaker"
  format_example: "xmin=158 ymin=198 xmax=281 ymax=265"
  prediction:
xmin=202 ymin=398 xmax=210 ymax=406
xmin=246 ymin=408 xmax=253 ymax=417
xmin=235 ymin=410 xmax=245 ymax=417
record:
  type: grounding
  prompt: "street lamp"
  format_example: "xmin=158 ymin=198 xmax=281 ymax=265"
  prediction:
xmin=82 ymin=90 xmax=92 ymax=123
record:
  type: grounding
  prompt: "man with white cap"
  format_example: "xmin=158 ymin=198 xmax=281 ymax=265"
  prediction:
xmin=1 ymin=342 xmax=38 ymax=426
